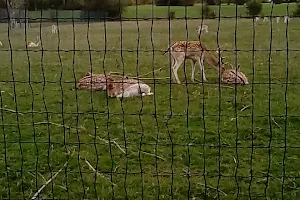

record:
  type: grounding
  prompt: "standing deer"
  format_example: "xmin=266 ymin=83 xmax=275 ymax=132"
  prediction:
xmin=52 ymin=25 xmax=58 ymax=34
xmin=163 ymin=41 xmax=225 ymax=84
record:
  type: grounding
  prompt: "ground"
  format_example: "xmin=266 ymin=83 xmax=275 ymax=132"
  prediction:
xmin=1 ymin=4 xmax=300 ymax=200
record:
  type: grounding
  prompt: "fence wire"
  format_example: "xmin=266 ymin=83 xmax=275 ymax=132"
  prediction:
xmin=0 ymin=0 xmax=298 ymax=199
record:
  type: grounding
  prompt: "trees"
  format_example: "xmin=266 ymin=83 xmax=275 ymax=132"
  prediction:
xmin=155 ymin=0 xmax=196 ymax=6
xmin=0 ymin=0 xmax=127 ymax=18
xmin=82 ymin=0 xmax=126 ymax=17
xmin=246 ymin=0 xmax=262 ymax=16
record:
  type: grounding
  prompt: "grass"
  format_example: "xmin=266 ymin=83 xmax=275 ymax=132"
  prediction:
xmin=123 ymin=3 xmax=298 ymax=18
xmin=0 ymin=17 xmax=300 ymax=199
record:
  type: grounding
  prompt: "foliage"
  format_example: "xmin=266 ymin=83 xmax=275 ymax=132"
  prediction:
xmin=155 ymin=0 xmax=195 ymax=6
xmin=293 ymin=3 xmax=300 ymax=16
xmin=202 ymin=3 xmax=216 ymax=18
xmin=81 ymin=0 xmax=127 ymax=17
xmin=0 ymin=0 xmax=6 ymax=8
xmin=235 ymin=0 xmax=246 ymax=5
xmin=246 ymin=0 xmax=263 ymax=16
xmin=205 ymin=0 xmax=216 ymax=5
xmin=272 ymin=0 xmax=282 ymax=4
xmin=168 ymin=11 xmax=175 ymax=19
xmin=6 ymin=0 xmax=25 ymax=9
xmin=127 ymin=0 xmax=153 ymax=5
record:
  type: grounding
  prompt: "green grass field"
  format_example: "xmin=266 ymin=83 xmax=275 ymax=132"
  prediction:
xmin=0 ymin=16 xmax=300 ymax=199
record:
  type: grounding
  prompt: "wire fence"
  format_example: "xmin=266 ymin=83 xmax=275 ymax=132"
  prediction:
xmin=0 ymin=0 xmax=299 ymax=199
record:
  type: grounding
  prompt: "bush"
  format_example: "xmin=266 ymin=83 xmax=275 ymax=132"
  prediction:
xmin=293 ymin=3 xmax=300 ymax=16
xmin=127 ymin=0 xmax=153 ymax=5
xmin=168 ymin=11 xmax=175 ymax=19
xmin=155 ymin=0 xmax=195 ymax=6
xmin=83 ymin=0 xmax=127 ymax=18
xmin=246 ymin=0 xmax=262 ymax=16
xmin=272 ymin=0 xmax=282 ymax=4
xmin=235 ymin=0 xmax=246 ymax=5
xmin=202 ymin=3 xmax=216 ymax=18
xmin=206 ymin=0 xmax=216 ymax=5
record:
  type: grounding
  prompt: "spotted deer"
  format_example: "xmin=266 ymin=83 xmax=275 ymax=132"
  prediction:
xmin=107 ymin=77 xmax=153 ymax=98
xmin=221 ymin=65 xmax=249 ymax=85
xmin=163 ymin=41 xmax=225 ymax=84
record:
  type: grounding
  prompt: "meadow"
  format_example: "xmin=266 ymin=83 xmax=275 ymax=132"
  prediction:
xmin=1 ymin=11 xmax=300 ymax=199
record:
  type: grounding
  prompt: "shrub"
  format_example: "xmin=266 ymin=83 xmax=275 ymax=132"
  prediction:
xmin=127 ymin=0 xmax=153 ymax=5
xmin=83 ymin=0 xmax=127 ymax=18
xmin=293 ymin=3 xmax=300 ymax=16
xmin=168 ymin=11 xmax=175 ymax=19
xmin=246 ymin=0 xmax=262 ymax=16
xmin=235 ymin=0 xmax=246 ymax=5
xmin=272 ymin=0 xmax=282 ymax=4
xmin=202 ymin=3 xmax=216 ymax=18
xmin=206 ymin=0 xmax=216 ymax=5
xmin=155 ymin=0 xmax=195 ymax=6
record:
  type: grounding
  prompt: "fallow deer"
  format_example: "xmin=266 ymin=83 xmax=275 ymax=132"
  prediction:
xmin=221 ymin=64 xmax=249 ymax=85
xmin=163 ymin=41 xmax=225 ymax=84
xmin=27 ymin=36 xmax=40 ymax=47
xmin=107 ymin=77 xmax=153 ymax=98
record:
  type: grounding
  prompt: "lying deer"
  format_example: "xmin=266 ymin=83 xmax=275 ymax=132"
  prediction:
xmin=107 ymin=77 xmax=153 ymax=98
xmin=221 ymin=64 xmax=249 ymax=85
xmin=163 ymin=41 xmax=226 ymax=84
xmin=27 ymin=36 xmax=40 ymax=47
xmin=77 ymin=72 xmax=112 ymax=91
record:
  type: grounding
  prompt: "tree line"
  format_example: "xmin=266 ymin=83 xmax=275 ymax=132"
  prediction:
xmin=0 ymin=0 xmax=127 ymax=17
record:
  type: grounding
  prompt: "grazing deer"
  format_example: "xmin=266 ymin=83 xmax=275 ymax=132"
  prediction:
xmin=27 ymin=36 xmax=40 ymax=47
xmin=284 ymin=16 xmax=291 ymax=23
xmin=263 ymin=17 xmax=269 ymax=22
xmin=255 ymin=17 xmax=260 ymax=22
xmin=107 ymin=77 xmax=153 ymax=98
xmin=52 ymin=24 xmax=58 ymax=34
xmin=196 ymin=24 xmax=209 ymax=34
xmin=163 ymin=41 xmax=226 ymax=84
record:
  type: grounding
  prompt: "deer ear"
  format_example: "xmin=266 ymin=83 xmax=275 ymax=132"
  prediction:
xmin=237 ymin=65 xmax=240 ymax=70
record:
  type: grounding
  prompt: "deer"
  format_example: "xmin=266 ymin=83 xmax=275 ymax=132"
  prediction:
xmin=106 ymin=77 xmax=153 ymax=98
xmin=263 ymin=17 xmax=269 ymax=22
xmin=284 ymin=16 xmax=291 ymax=23
xmin=220 ymin=64 xmax=249 ymax=85
xmin=77 ymin=72 xmax=112 ymax=91
xmin=52 ymin=24 xmax=58 ymax=34
xmin=27 ymin=36 xmax=40 ymax=47
xmin=163 ymin=41 xmax=227 ymax=84
xmin=196 ymin=24 xmax=209 ymax=34
xmin=163 ymin=41 xmax=249 ymax=85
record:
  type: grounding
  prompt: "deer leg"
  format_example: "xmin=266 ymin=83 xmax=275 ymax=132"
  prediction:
xmin=170 ymin=54 xmax=179 ymax=84
xmin=191 ymin=60 xmax=196 ymax=82
xmin=172 ymin=56 xmax=184 ymax=84
xmin=198 ymin=54 xmax=207 ymax=82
